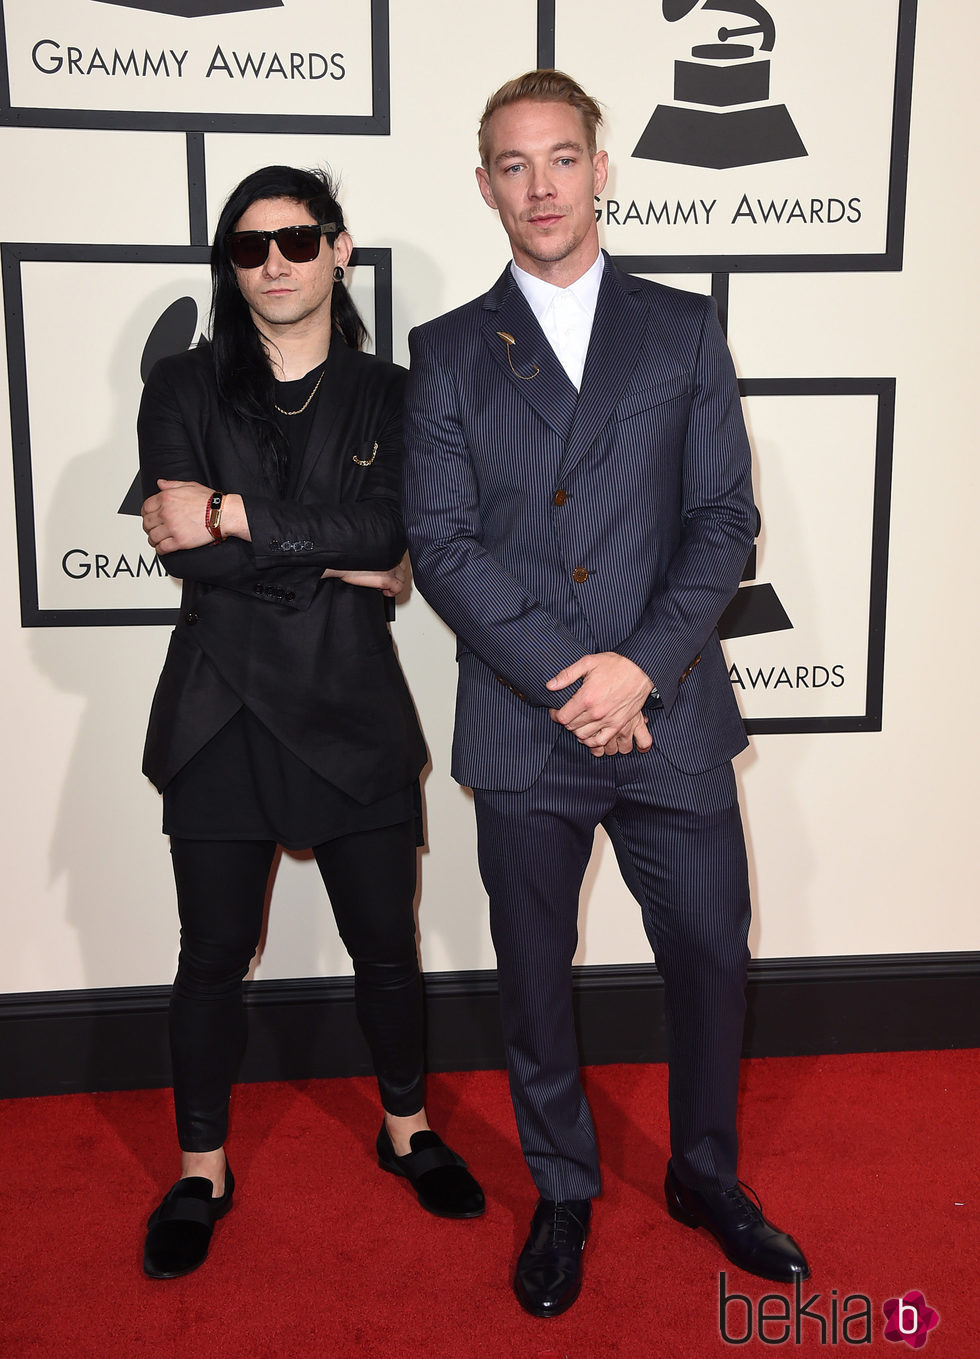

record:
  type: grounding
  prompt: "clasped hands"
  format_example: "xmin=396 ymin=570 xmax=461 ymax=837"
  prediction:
xmin=546 ymin=652 xmax=654 ymax=758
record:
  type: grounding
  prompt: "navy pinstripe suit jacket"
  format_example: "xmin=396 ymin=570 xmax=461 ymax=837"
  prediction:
xmin=402 ymin=254 xmax=755 ymax=792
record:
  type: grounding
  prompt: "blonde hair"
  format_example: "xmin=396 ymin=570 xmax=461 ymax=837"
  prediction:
xmin=478 ymin=69 xmax=603 ymax=167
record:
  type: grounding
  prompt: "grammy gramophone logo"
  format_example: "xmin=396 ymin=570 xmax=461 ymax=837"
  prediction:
xmin=92 ymin=0 xmax=281 ymax=15
xmin=634 ymin=0 xmax=807 ymax=170
xmin=718 ymin=513 xmax=792 ymax=642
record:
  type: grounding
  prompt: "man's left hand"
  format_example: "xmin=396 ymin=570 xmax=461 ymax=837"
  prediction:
xmin=142 ymin=479 xmax=249 ymax=552
xmin=141 ymin=479 xmax=215 ymax=553
xmin=546 ymin=652 xmax=654 ymax=752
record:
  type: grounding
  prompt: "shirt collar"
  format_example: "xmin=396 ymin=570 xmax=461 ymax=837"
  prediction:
xmin=510 ymin=250 xmax=605 ymax=324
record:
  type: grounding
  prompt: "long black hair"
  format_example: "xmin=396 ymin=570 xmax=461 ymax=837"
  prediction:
xmin=209 ymin=164 xmax=367 ymax=462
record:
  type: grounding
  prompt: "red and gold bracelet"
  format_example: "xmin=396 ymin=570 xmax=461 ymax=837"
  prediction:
xmin=205 ymin=491 xmax=225 ymax=542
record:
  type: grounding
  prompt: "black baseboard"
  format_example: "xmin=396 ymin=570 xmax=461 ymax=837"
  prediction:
xmin=1 ymin=952 xmax=978 ymax=1098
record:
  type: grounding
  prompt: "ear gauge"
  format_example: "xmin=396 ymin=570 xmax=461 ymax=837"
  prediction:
xmin=497 ymin=331 xmax=541 ymax=381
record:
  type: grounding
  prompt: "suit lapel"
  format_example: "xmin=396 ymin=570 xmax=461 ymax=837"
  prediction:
xmin=481 ymin=267 xmax=578 ymax=441
xmin=559 ymin=259 xmax=651 ymax=480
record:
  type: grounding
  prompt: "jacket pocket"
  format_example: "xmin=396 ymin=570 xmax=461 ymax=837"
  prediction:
xmin=612 ymin=376 xmax=690 ymax=423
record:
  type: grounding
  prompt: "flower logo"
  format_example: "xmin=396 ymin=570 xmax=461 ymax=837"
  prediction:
xmin=882 ymin=1291 xmax=940 ymax=1348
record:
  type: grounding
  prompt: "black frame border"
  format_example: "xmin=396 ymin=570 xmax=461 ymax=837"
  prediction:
xmin=2 ymin=240 xmax=393 ymax=628
xmin=0 ymin=0 xmax=390 ymax=135
xmin=734 ymin=377 xmax=894 ymax=736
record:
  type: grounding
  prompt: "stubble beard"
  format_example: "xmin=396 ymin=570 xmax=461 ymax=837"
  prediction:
xmin=248 ymin=294 xmax=329 ymax=335
xmin=516 ymin=224 xmax=582 ymax=267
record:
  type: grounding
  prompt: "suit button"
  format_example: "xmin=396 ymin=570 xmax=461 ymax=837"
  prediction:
xmin=183 ymin=610 xmax=198 ymax=625
xmin=553 ymin=489 xmax=567 ymax=506
xmin=572 ymin=567 xmax=589 ymax=584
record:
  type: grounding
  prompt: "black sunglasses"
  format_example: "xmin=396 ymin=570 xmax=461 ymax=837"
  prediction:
xmin=226 ymin=222 xmax=338 ymax=269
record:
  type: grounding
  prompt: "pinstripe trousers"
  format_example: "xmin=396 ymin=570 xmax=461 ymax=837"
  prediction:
xmin=474 ymin=730 xmax=750 ymax=1202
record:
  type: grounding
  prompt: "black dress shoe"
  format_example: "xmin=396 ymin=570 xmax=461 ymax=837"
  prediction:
xmin=377 ymin=1124 xmax=485 ymax=1219
xmin=665 ymin=1162 xmax=809 ymax=1283
xmin=143 ymin=1167 xmax=234 ymax=1279
xmin=514 ymin=1197 xmax=592 ymax=1318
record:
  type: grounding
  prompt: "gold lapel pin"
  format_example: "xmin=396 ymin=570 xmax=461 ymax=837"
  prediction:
xmin=352 ymin=441 xmax=378 ymax=467
xmin=497 ymin=331 xmax=540 ymax=381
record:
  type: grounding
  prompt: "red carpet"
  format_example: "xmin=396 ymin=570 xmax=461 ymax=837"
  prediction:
xmin=1 ymin=1052 xmax=976 ymax=1357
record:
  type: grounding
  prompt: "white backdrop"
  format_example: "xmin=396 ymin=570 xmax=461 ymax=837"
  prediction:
xmin=1 ymin=0 xmax=977 ymax=996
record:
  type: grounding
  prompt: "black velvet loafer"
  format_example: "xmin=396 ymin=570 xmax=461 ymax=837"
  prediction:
xmin=514 ymin=1197 xmax=592 ymax=1318
xmin=143 ymin=1167 xmax=235 ymax=1279
xmin=665 ymin=1162 xmax=809 ymax=1283
xmin=376 ymin=1124 xmax=485 ymax=1219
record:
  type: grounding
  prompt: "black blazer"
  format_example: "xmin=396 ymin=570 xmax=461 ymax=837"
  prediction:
xmin=138 ymin=338 xmax=427 ymax=804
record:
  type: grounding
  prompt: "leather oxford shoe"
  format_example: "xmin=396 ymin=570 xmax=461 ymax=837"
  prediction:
xmin=514 ymin=1197 xmax=592 ymax=1318
xmin=665 ymin=1162 xmax=809 ymax=1283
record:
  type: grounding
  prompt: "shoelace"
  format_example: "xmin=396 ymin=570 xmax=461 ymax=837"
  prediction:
xmin=719 ymin=1180 xmax=766 ymax=1229
xmin=550 ymin=1203 xmax=587 ymax=1249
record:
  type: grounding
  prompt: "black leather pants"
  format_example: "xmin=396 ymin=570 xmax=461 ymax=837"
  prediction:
xmin=168 ymin=821 xmax=424 ymax=1151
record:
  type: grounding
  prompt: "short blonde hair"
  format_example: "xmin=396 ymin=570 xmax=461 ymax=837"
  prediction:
xmin=478 ymin=69 xmax=603 ymax=167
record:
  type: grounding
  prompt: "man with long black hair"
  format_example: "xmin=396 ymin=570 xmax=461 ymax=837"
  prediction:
xmin=138 ymin=165 xmax=483 ymax=1280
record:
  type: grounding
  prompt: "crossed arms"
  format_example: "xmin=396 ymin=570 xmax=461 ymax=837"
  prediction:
xmin=137 ymin=357 xmax=408 ymax=607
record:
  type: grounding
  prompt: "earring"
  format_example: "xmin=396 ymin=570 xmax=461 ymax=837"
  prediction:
xmin=333 ymin=265 xmax=345 ymax=281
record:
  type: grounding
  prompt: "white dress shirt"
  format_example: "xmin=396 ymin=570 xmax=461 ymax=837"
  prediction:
xmin=510 ymin=251 xmax=605 ymax=391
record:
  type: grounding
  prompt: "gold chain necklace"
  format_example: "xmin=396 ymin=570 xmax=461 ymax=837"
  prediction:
xmin=274 ymin=365 xmax=325 ymax=416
